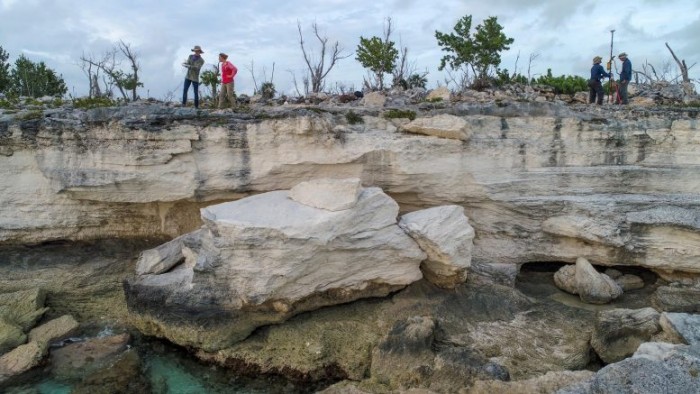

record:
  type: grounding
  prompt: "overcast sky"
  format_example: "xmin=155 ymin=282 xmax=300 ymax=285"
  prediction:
xmin=1 ymin=0 xmax=698 ymax=100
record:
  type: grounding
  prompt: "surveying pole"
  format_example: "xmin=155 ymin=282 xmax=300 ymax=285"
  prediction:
xmin=608 ymin=29 xmax=615 ymax=103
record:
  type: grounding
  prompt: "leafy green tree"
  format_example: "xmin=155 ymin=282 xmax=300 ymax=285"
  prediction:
xmin=200 ymin=67 xmax=220 ymax=98
xmin=356 ymin=35 xmax=398 ymax=91
xmin=436 ymin=15 xmax=514 ymax=87
xmin=260 ymin=82 xmax=276 ymax=99
xmin=0 ymin=46 xmax=10 ymax=94
xmin=10 ymin=54 xmax=67 ymax=97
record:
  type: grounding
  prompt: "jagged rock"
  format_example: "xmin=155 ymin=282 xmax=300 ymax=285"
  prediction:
xmin=0 ymin=341 xmax=43 ymax=383
xmin=575 ymin=258 xmax=623 ymax=304
xmin=289 ymin=178 xmax=362 ymax=211
xmin=615 ymin=274 xmax=645 ymax=291
xmin=659 ymin=313 xmax=700 ymax=345
xmin=71 ymin=350 xmax=150 ymax=394
xmin=652 ymin=285 xmax=700 ymax=313
xmin=125 ymin=184 xmax=425 ymax=351
xmin=553 ymin=258 xmax=623 ymax=304
xmin=370 ymin=316 xmax=509 ymax=391
xmin=27 ymin=314 xmax=79 ymax=347
xmin=136 ymin=231 xmax=198 ymax=275
xmin=590 ymin=307 xmax=661 ymax=364
xmin=0 ymin=288 xmax=48 ymax=331
xmin=0 ymin=318 xmax=25 ymax=355
xmin=469 ymin=370 xmax=594 ymax=394
xmin=361 ymin=92 xmax=386 ymax=107
xmin=560 ymin=343 xmax=700 ymax=394
xmin=399 ymin=205 xmax=474 ymax=288
xmin=426 ymin=86 xmax=451 ymax=102
xmin=51 ymin=333 xmax=131 ymax=379
xmin=401 ymin=114 xmax=469 ymax=140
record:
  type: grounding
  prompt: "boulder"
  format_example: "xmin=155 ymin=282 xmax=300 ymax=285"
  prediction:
xmin=401 ymin=114 xmax=470 ymax=140
xmin=399 ymin=205 xmax=474 ymax=288
xmin=51 ymin=333 xmax=131 ymax=379
xmin=289 ymin=178 xmax=362 ymax=211
xmin=560 ymin=343 xmax=700 ymax=394
xmin=0 ymin=288 xmax=48 ymax=331
xmin=125 ymin=183 xmax=425 ymax=351
xmin=0 ymin=341 xmax=43 ymax=383
xmin=553 ymin=258 xmax=623 ymax=304
xmin=426 ymin=86 xmax=451 ymax=102
xmin=27 ymin=314 xmax=79 ymax=348
xmin=135 ymin=234 xmax=189 ymax=275
xmin=590 ymin=307 xmax=661 ymax=364
xmin=652 ymin=285 xmax=700 ymax=313
xmin=469 ymin=370 xmax=594 ymax=394
xmin=615 ymin=274 xmax=645 ymax=291
xmin=361 ymin=92 xmax=386 ymax=108
xmin=0 ymin=318 xmax=25 ymax=355
xmin=659 ymin=312 xmax=700 ymax=345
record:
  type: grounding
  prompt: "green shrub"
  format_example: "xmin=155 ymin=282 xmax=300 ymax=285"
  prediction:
xmin=72 ymin=96 xmax=118 ymax=109
xmin=534 ymin=69 xmax=588 ymax=94
xmin=17 ymin=110 xmax=43 ymax=120
xmin=345 ymin=110 xmax=364 ymax=124
xmin=426 ymin=97 xmax=443 ymax=103
xmin=383 ymin=109 xmax=416 ymax=121
xmin=0 ymin=97 xmax=19 ymax=109
xmin=260 ymin=82 xmax=276 ymax=100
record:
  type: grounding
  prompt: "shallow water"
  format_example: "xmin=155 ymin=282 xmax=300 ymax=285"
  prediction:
xmin=0 ymin=240 xmax=323 ymax=394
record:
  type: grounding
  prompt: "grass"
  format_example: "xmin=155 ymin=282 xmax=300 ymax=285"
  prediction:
xmin=72 ymin=97 xmax=118 ymax=109
xmin=383 ymin=109 xmax=416 ymax=121
xmin=345 ymin=110 xmax=364 ymax=125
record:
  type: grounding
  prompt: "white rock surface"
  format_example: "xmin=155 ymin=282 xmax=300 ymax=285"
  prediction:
xmin=399 ymin=205 xmax=474 ymax=288
xmin=659 ymin=312 xmax=700 ymax=345
xmin=554 ymin=258 xmax=623 ymax=304
xmin=288 ymin=178 xmax=362 ymax=211
xmin=401 ymin=114 xmax=470 ymax=140
xmin=126 ymin=183 xmax=425 ymax=351
xmin=426 ymin=86 xmax=451 ymax=102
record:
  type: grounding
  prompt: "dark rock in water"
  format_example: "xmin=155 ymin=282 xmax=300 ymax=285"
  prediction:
xmin=71 ymin=350 xmax=150 ymax=394
xmin=51 ymin=333 xmax=131 ymax=379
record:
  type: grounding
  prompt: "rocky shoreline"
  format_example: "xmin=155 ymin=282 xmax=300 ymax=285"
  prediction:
xmin=1 ymin=89 xmax=700 ymax=392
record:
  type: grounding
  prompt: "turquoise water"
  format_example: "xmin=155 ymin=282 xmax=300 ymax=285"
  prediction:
xmin=2 ymin=335 xmax=316 ymax=393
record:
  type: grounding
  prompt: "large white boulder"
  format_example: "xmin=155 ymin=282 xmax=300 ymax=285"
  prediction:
xmin=125 ymin=181 xmax=425 ymax=351
xmin=554 ymin=258 xmax=623 ymax=304
xmin=399 ymin=205 xmax=474 ymax=288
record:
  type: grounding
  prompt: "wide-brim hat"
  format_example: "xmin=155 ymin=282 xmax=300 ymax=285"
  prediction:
xmin=191 ymin=45 xmax=204 ymax=53
xmin=618 ymin=52 xmax=627 ymax=58
xmin=219 ymin=52 xmax=228 ymax=59
xmin=593 ymin=56 xmax=602 ymax=63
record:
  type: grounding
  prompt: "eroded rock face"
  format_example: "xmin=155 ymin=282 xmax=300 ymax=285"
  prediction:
xmin=399 ymin=205 xmax=474 ymax=288
xmin=125 ymin=183 xmax=425 ymax=351
xmin=590 ymin=308 xmax=661 ymax=364
xmin=1 ymin=103 xmax=700 ymax=283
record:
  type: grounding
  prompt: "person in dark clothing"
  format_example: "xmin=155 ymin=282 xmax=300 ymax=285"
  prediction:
xmin=182 ymin=45 xmax=205 ymax=108
xmin=588 ymin=56 xmax=610 ymax=105
xmin=617 ymin=52 xmax=632 ymax=104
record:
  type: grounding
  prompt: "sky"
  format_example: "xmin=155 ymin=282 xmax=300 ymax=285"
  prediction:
xmin=1 ymin=0 xmax=698 ymax=100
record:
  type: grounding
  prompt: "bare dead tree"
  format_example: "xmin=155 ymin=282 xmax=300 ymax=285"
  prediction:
xmin=247 ymin=60 xmax=276 ymax=95
xmin=287 ymin=69 xmax=309 ymax=97
xmin=527 ymin=52 xmax=540 ymax=83
xmin=665 ymin=42 xmax=690 ymax=83
xmin=118 ymin=40 xmax=141 ymax=101
xmin=297 ymin=21 xmax=351 ymax=94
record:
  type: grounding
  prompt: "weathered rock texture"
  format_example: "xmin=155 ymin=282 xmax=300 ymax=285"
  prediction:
xmin=125 ymin=183 xmax=425 ymax=351
xmin=553 ymin=258 xmax=623 ymax=304
xmin=2 ymin=103 xmax=700 ymax=280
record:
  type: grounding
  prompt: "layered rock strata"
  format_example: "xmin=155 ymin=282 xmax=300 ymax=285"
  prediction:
xmin=1 ymin=102 xmax=699 ymax=281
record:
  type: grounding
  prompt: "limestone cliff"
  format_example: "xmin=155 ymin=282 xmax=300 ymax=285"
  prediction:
xmin=1 ymin=102 xmax=699 ymax=279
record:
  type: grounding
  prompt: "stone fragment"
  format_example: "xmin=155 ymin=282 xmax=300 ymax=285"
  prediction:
xmin=426 ymin=86 xmax=451 ymax=102
xmin=554 ymin=264 xmax=578 ymax=295
xmin=615 ymin=274 xmax=645 ymax=291
xmin=469 ymin=370 xmax=595 ymax=394
xmin=0 ymin=318 xmax=26 ymax=355
xmin=401 ymin=114 xmax=469 ymax=140
xmin=659 ymin=312 xmax=700 ymax=345
xmin=575 ymin=258 xmax=623 ymax=304
xmin=289 ymin=178 xmax=362 ymax=211
xmin=136 ymin=234 xmax=187 ymax=275
xmin=399 ymin=205 xmax=474 ymax=288
xmin=361 ymin=92 xmax=386 ymax=108
xmin=51 ymin=333 xmax=131 ymax=379
xmin=0 ymin=341 xmax=43 ymax=383
xmin=590 ymin=307 xmax=661 ymax=363
xmin=27 ymin=314 xmax=79 ymax=348
xmin=652 ymin=285 xmax=700 ymax=313
xmin=0 ymin=288 xmax=48 ymax=331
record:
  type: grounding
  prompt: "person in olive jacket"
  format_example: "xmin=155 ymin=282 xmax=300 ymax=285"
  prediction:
xmin=588 ymin=56 xmax=610 ymax=105
xmin=182 ymin=45 xmax=205 ymax=108
xmin=617 ymin=52 xmax=632 ymax=105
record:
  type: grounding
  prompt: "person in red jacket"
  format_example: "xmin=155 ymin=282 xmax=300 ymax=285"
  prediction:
xmin=218 ymin=53 xmax=238 ymax=109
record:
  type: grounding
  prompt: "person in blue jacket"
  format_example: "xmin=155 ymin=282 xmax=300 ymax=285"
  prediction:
xmin=617 ymin=52 xmax=632 ymax=104
xmin=588 ymin=56 xmax=610 ymax=105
